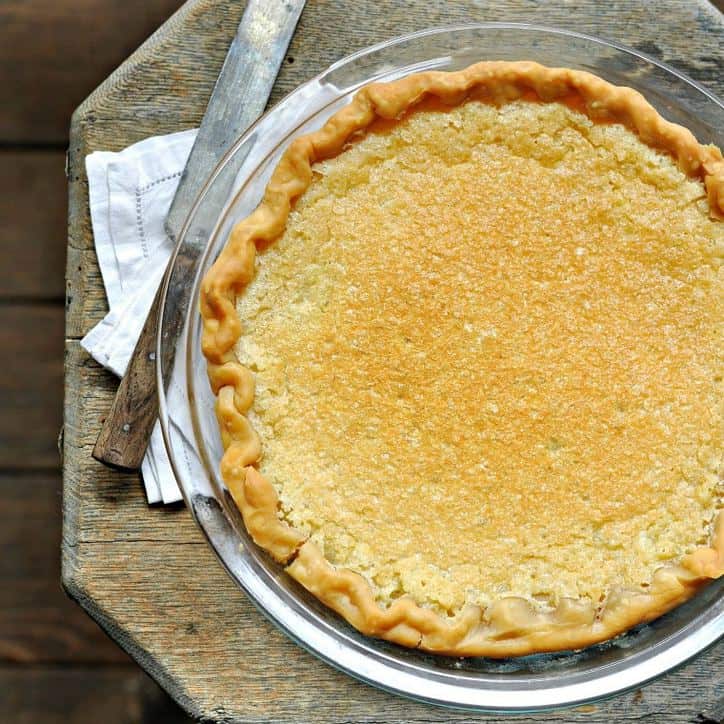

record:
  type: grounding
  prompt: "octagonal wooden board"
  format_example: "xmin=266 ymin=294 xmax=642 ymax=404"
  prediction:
xmin=64 ymin=0 xmax=724 ymax=720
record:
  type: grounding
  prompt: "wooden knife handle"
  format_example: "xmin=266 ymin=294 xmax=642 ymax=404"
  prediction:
xmin=92 ymin=283 xmax=163 ymax=471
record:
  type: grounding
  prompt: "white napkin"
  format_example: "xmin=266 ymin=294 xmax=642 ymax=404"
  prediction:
xmin=82 ymin=130 xmax=198 ymax=504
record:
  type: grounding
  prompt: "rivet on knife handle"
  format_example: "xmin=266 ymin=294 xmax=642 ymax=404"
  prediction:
xmin=92 ymin=284 xmax=163 ymax=470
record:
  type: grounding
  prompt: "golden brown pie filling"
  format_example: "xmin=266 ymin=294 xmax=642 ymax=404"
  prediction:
xmin=202 ymin=63 xmax=723 ymax=656
xmin=237 ymin=98 xmax=722 ymax=613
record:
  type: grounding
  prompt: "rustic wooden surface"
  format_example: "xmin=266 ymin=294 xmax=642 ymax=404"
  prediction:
xmin=64 ymin=1 xmax=724 ymax=721
xmin=1 ymin=0 xmax=195 ymax=720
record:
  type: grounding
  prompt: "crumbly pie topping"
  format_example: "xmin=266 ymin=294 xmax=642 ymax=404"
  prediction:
xmin=236 ymin=99 xmax=723 ymax=616
xmin=201 ymin=62 xmax=724 ymax=655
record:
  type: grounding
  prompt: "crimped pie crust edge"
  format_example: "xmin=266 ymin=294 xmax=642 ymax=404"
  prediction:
xmin=200 ymin=61 xmax=724 ymax=657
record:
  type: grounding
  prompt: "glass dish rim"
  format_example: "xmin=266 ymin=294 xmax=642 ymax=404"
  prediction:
xmin=157 ymin=21 xmax=724 ymax=712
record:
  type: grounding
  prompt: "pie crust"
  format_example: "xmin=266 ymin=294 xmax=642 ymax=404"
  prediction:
xmin=200 ymin=61 xmax=724 ymax=656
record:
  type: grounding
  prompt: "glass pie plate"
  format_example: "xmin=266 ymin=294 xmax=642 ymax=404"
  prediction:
xmin=157 ymin=23 xmax=723 ymax=712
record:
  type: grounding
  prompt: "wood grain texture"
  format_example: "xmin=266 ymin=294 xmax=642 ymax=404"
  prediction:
xmin=0 ymin=0 xmax=185 ymax=143
xmin=64 ymin=1 xmax=724 ymax=721
xmin=0 ymin=666 xmax=193 ymax=724
xmin=0 ymin=472 xmax=130 ymax=664
xmin=1 ymin=305 xmax=63 ymax=469
xmin=0 ymin=152 xmax=67 ymax=300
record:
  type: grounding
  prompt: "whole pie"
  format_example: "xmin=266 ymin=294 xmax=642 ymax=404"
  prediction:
xmin=201 ymin=61 xmax=723 ymax=656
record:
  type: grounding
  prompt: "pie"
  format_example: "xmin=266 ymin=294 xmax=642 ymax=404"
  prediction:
xmin=200 ymin=61 xmax=724 ymax=656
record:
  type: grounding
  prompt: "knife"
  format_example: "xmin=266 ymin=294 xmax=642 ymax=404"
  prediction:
xmin=93 ymin=0 xmax=306 ymax=471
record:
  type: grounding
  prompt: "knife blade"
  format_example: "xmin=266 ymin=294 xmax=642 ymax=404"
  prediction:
xmin=93 ymin=0 xmax=306 ymax=471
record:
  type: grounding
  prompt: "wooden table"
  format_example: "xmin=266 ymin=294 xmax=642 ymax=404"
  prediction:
xmin=63 ymin=1 xmax=724 ymax=721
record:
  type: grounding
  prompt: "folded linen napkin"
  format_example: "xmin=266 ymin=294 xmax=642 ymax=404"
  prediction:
xmin=82 ymin=129 xmax=198 ymax=504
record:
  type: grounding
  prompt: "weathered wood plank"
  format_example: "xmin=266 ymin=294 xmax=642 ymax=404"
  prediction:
xmin=65 ymin=248 xmax=108 ymax=341
xmin=0 ymin=471 xmax=129 ymax=664
xmin=0 ymin=666 xmax=193 ymax=724
xmin=0 ymin=305 xmax=63 ymax=468
xmin=0 ymin=152 xmax=66 ymax=300
xmin=0 ymin=0 xmax=184 ymax=143
xmin=64 ymin=1 xmax=724 ymax=720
